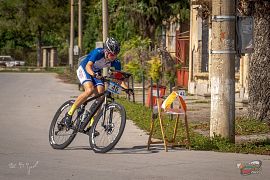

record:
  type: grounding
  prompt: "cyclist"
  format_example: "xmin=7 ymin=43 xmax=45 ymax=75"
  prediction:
xmin=64 ymin=37 xmax=132 ymax=128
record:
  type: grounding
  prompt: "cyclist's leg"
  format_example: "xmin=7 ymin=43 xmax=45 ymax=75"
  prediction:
xmin=68 ymin=65 xmax=97 ymax=115
xmin=87 ymin=82 xmax=105 ymax=127
xmin=64 ymin=66 xmax=96 ymax=127
xmin=71 ymin=82 xmax=95 ymax=111
xmin=68 ymin=66 xmax=96 ymax=115
xmin=64 ymin=82 xmax=95 ymax=127
xmin=96 ymin=84 xmax=105 ymax=94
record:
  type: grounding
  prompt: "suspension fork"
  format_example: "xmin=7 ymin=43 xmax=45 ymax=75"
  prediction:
xmin=101 ymin=96 xmax=108 ymax=127
xmin=101 ymin=94 xmax=114 ymax=128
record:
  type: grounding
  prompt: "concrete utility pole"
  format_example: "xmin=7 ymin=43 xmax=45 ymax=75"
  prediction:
xmin=188 ymin=2 xmax=193 ymax=85
xmin=69 ymin=0 xmax=74 ymax=68
xmin=210 ymin=0 xmax=236 ymax=142
xmin=188 ymin=1 xmax=196 ymax=84
xmin=102 ymin=0 xmax=109 ymax=76
xmin=102 ymin=0 xmax=108 ymax=42
xmin=188 ymin=0 xmax=203 ymax=95
xmin=78 ymin=0 xmax=82 ymax=57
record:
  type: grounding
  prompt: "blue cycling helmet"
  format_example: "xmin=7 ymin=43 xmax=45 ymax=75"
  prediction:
xmin=104 ymin=37 xmax=120 ymax=55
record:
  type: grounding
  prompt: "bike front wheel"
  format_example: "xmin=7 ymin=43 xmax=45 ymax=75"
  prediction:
xmin=89 ymin=102 xmax=126 ymax=153
xmin=49 ymin=100 xmax=79 ymax=149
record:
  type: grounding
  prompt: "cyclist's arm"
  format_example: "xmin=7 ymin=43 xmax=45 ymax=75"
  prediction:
xmin=110 ymin=78 xmax=128 ymax=89
xmin=84 ymin=48 xmax=103 ymax=77
xmin=110 ymin=60 xmax=131 ymax=90
xmin=120 ymin=80 xmax=133 ymax=95
xmin=86 ymin=61 xmax=95 ymax=76
xmin=120 ymin=81 xmax=128 ymax=89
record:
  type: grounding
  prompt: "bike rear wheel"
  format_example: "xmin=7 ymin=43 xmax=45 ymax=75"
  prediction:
xmin=49 ymin=100 xmax=79 ymax=149
xmin=89 ymin=102 xmax=126 ymax=153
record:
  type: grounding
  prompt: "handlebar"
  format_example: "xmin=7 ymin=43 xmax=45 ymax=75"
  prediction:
xmin=101 ymin=75 xmax=134 ymax=95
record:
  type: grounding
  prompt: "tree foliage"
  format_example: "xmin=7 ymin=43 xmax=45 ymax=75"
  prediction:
xmin=0 ymin=0 xmax=69 ymax=64
xmin=0 ymin=0 xmax=69 ymax=47
xmin=118 ymin=0 xmax=189 ymax=44
xmin=120 ymin=36 xmax=151 ymax=82
xmin=0 ymin=0 xmax=189 ymax=64
xmin=147 ymin=55 xmax=162 ymax=82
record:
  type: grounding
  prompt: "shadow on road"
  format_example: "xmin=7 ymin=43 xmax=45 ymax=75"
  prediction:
xmin=112 ymin=145 xmax=188 ymax=154
xmin=63 ymin=145 xmax=159 ymax=154
xmin=63 ymin=145 xmax=188 ymax=154
xmin=111 ymin=145 xmax=160 ymax=154
xmin=65 ymin=146 xmax=91 ymax=151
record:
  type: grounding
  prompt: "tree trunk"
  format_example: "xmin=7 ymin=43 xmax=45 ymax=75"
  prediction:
xmin=36 ymin=27 xmax=42 ymax=67
xmin=248 ymin=2 xmax=270 ymax=121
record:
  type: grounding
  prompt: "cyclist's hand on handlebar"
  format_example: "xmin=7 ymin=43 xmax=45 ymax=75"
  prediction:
xmin=94 ymin=72 xmax=103 ymax=79
xmin=124 ymin=88 xmax=134 ymax=95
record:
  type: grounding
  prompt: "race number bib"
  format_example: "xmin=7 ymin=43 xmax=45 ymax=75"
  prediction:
xmin=178 ymin=90 xmax=186 ymax=99
xmin=108 ymin=82 xmax=121 ymax=94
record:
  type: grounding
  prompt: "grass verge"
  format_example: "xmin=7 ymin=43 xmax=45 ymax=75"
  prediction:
xmin=117 ymin=97 xmax=270 ymax=155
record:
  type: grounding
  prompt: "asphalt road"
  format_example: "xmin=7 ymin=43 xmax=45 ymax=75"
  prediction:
xmin=0 ymin=72 xmax=269 ymax=180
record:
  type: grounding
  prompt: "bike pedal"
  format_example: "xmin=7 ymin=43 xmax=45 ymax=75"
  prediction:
xmin=78 ymin=129 xmax=87 ymax=134
xmin=94 ymin=130 xmax=100 ymax=137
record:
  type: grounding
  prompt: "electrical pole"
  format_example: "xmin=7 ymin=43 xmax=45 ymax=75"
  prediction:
xmin=78 ymin=0 xmax=82 ymax=57
xmin=102 ymin=0 xmax=108 ymax=42
xmin=210 ymin=0 xmax=236 ymax=142
xmin=102 ymin=0 xmax=108 ymax=76
xmin=188 ymin=1 xmax=194 ymax=84
xmin=69 ymin=0 xmax=74 ymax=68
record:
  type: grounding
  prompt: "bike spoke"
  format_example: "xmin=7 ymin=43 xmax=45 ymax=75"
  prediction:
xmin=49 ymin=100 xmax=79 ymax=149
xmin=91 ymin=107 xmax=122 ymax=149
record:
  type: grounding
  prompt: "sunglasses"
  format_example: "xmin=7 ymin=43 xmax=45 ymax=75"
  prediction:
xmin=106 ymin=51 xmax=117 ymax=57
xmin=108 ymin=52 xmax=117 ymax=57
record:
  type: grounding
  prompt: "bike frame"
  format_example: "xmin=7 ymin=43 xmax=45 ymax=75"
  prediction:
xmin=49 ymin=70 xmax=132 ymax=152
xmin=74 ymin=71 xmax=132 ymax=134
xmin=78 ymin=87 xmax=115 ymax=133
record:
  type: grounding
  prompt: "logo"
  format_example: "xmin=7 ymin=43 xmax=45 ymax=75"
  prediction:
xmin=237 ymin=160 xmax=262 ymax=175
xmin=78 ymin=69 xmax=84 ymax=79
xmin=8 ymin=161 xmax=39 ymax=175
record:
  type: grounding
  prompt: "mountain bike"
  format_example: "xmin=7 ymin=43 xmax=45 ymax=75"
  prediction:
xmin=49 ymin=70 xmax=133 ymax=153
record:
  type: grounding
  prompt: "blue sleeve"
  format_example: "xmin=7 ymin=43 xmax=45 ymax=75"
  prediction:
xmin=111 ymin=59 xmax=121 ymax=71
xmin=85 ymin=48 xmax=104 ymax=63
